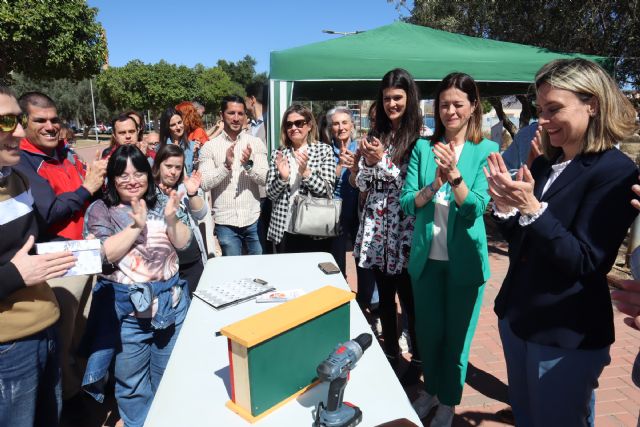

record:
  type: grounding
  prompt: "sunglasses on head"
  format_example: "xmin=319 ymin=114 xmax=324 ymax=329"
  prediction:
xmin=284 ymin=119 xmax=307 ymax=130
xmin=0 ymin=113 xmax=28 ymax=133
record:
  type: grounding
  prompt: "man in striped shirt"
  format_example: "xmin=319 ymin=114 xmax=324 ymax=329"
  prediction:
xmin=0 ymin=86 xmax=76 ymax=427
xmin=199 ymin=95 xmax=268 ymax=256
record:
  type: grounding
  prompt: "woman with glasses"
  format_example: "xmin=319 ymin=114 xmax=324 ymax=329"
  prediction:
xmin=486 ymin=59 xmax=638 ymax=426
xmin=82 ymin=145 xmax=191 ymax=427
xmin=266 ymin=104 xmax=335 ymax=253
xmin=152 ymin=144 xmax=208 ymax=294
xmin=400 ymin=72 xmax=499 ymax=426
xmin=158 ymin=107 xmax=198 ymax=176
xmin=353 ymin=68 xmax=421 ymax=380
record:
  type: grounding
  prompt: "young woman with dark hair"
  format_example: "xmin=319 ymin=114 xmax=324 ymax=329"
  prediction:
xmin=400 ymin=72 xmax=499 ymax=425
xmin=82 ymin=144 xmax=192 ymax=427
xmin=158 ymin=107 xmax=198 ymax=175
xmin=152 ymin=144 xmax=208 ymax=294
xmin=353 ymin=68 xmax=422 ymax=381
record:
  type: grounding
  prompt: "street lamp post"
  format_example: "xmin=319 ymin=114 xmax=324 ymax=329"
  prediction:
xmin=89 ymin=79 xmax=99 ymax=144
xmin=322 ymin=29 xmax=364 ymax=36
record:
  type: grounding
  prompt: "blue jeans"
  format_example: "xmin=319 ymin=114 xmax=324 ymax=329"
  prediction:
xmin=0 ymin=327 xmax=61 ymax=427
xmin=498 ymin=318 xmax=610 ymax=427
xmin=215 ymin=221 xmax=262 ymax=256
xmin=115 ymin=288 xmax=189 ymax=427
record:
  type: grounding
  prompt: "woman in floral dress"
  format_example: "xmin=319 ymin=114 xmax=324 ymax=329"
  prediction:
xmin=354 ymin=68 xmax=422 ymax=377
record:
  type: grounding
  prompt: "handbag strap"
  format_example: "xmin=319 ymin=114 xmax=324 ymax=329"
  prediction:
xmin=299 ymin=175 xmax=334 ymax=201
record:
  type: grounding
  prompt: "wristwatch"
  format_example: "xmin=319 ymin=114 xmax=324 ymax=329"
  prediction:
xmin=242 ymin=160 xmax=254 ymax=171
xmin=449 ymin=175 xmax=463 ymax=187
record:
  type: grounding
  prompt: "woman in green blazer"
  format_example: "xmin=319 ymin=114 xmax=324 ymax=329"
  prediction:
xmin=400 ymin=72 xmax=498 ymax=426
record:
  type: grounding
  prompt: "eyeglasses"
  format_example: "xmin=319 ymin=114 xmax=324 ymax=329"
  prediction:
xmin=284 ymin=120 xmax=307 ymax=130
xmin=115 ymin=172 xmax=147 ymax=183
xmin=0 ymin=114 xmax=28 ymax=133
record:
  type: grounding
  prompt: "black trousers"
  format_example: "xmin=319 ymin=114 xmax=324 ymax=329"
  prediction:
xmin=372 ymin=268 xmax=420 ymax=362
xmin=276 ymin=232 xmax=333 ymax=254
xmin=179 ymin=259 xmax=204 ymax=295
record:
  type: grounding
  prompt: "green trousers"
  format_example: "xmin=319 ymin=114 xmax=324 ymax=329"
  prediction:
xmin=412 ymin=259 xmax=485 ymax=406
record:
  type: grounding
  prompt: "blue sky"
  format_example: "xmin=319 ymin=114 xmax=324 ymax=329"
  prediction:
xmin=87 ymin=0 xmax=413 ymax=73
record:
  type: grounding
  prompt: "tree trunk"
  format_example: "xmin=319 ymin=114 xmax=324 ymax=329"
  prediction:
xmin=489 ymin=97 xmax=517 ymax=138
xmin=516 ymin=95 xmax=535 ymax=129
xmin=0 ymin=61 xmax=11 ymax=86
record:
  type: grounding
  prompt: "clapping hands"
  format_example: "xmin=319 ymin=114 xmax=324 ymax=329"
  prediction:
xmin=293 ymin=147 xmax=310 ymax=176
xmin=183 ymin=170 xmax=202 ymax=196
xmin=128 ymin=198 xmax=148 ymax=229
xmin=360 ymin=136 xmax=384 ymax=166
xmin=275 ymin=150 xmax=290 ymax=180
xmin=240 ymin=143 xmax=252 ymax=165
xmin=433 ymin=142 xmax=460 ymax=181
xmin=526 ymin=126 xmax=544 ymax=169
xmin=83 ymin=150 xmax=107 ymax=195
xmin=163 ymin=190 xmax=183 ymax=226
xmin=484 ymin=152 xmax=540 ymax=215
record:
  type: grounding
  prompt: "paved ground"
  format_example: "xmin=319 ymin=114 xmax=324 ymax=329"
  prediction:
xmin=69 ymin=145 xmax=640 ymax=426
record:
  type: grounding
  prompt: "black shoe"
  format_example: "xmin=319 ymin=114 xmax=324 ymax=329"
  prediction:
xmin=60 ymin=392 xmax=93 ymax=427
xmin=400 ymin=358 xmax=423 ymax=386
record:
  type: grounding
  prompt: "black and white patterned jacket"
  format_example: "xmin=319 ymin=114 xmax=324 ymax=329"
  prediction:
xmin=266 ymin=143 xmax=335 ymax=244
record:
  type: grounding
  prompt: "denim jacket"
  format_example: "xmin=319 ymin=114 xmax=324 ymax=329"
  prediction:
xmin=80 ymin=273 xmax=188 ymax=402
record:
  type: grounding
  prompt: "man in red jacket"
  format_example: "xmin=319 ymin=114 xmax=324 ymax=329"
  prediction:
xmin=16 ymin=92 xmax=106 ymax=413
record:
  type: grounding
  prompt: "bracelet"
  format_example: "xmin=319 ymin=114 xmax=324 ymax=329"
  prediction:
xmin=187 ymin=192 xmax=198 ymax=198
xmin=428 ymin=183 xmax=437 ymax=193
xmin=418 ymin=187 xmax=430 ymax=203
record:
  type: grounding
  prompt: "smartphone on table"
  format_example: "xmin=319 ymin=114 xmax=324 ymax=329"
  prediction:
xmin=318 ymin=262 xmax=341 ymax=275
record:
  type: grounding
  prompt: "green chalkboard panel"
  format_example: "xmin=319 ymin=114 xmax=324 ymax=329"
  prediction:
xmin=247 ymin=303 xmax=350 ymax=416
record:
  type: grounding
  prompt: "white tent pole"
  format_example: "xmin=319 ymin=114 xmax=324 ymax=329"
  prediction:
xmin=90 ymin=79 xmax=99 ymax=145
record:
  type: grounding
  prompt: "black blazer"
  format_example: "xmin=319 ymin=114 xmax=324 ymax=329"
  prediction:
xmin=494 ymin=148 xmax=638 ymax=350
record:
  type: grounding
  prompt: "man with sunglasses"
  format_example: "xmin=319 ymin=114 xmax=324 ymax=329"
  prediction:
xmin=0 ymin=86 xmax=76 ymax=427
xmin=15 ymin=92 xmax=106 ymax=417
xmin=199 ymin=95 xmax=268 ymax=256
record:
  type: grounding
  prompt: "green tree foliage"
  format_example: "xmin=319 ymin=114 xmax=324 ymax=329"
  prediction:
xmin=10 ymin=73 xmax=112 ymax=124
xmin=194 ymin=65 xmax=244 ymax=113
xmin=97 ymin=60 xmax=244 ymax=116
xmin=0 ymin=0 xmax=108 ymax=84
xmin=393 ymin=0 xmax=640 ymax=89
xmin=217 ymin=55 xmax=268 ymax=89
xmin=390 ymin=0 xmax=640 ymax=132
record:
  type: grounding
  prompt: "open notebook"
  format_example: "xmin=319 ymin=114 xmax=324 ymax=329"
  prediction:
xmin=193 ymin=278 xmax=275 ymax=310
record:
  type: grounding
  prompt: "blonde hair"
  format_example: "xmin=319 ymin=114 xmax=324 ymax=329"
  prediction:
xmin=279 ymin=104 xmax=318 ymax=148
xmin=535 ymin=59 xmax=637 ymax=158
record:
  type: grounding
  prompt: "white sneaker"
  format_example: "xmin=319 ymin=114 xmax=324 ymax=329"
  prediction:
xmin=399 ymin=330 xmax=410 ymax=354
xmin=431 ymin=404 xmax=454 ymax=427
xmin=373 ymin=317 xmax=382 ymax=337
xmin=411 ymin=390 xmax=439 ymax=419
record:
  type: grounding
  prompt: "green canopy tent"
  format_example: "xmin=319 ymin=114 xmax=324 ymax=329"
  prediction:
xmin=267 ymin=21 xmax=607 ymax=151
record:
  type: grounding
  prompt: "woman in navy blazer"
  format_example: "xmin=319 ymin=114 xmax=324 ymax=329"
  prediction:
xmin=486 ymin=59 xmax=638 ymax=426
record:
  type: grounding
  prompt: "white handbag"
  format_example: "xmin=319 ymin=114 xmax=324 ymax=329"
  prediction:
xmin=290 ymin=190 xmax=342 ymax=237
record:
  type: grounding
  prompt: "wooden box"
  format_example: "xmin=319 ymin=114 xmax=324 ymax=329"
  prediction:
xmin=220 ymin=285 xmax=354 ymax=423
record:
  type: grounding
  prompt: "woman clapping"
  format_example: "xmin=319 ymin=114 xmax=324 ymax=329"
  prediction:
xmin=486 ymin=59 xmax=638 ymax=426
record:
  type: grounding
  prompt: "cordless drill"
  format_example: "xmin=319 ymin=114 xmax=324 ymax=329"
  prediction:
xmin=313 ymin=333 xmax=373 ymax=427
